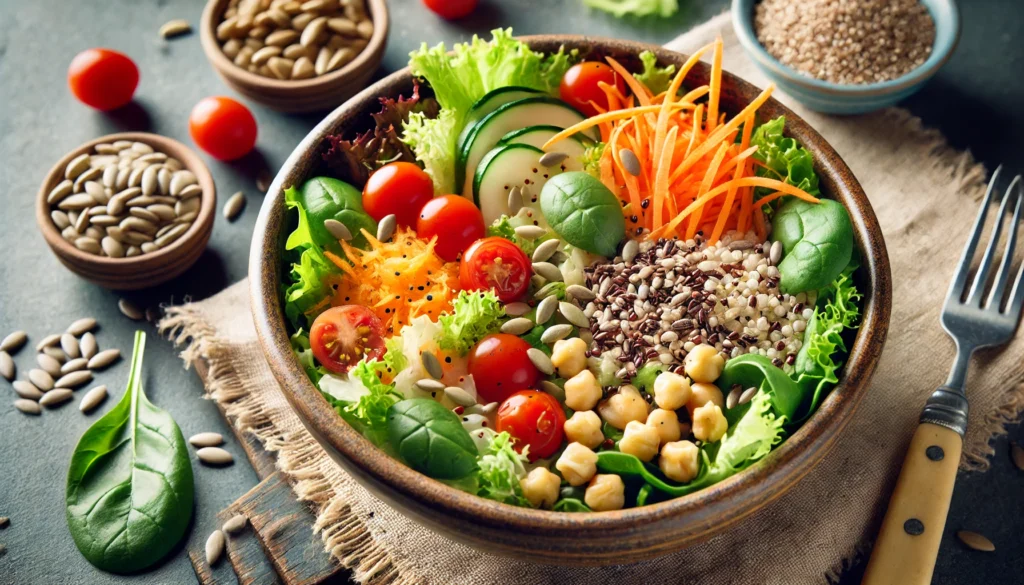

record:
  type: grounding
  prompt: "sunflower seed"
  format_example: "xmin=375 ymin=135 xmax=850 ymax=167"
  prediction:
xmin=65 ymin=318 xmax=95 ymax=337
xmin=223 ymin=514 xmax=247 ymax=535
xmin=35 ymin=333 xmax=61 ymax=351
xmin=0 ymin=516 xmax=8 ymax=528
xmin=325 ymin=47 xmax=355 ymax=73
xmin=956 ymin=530 xmax=995 ymax=552
xmin=206 ymin=529 xmax=226 ymax=565
xmin=1 ymin=331 xmax=26 ymax=353
xmin=79 ymin=385 xmax=108 ymax=413
xmin=500 ymin=318 xmax=535 ymax=335
xmin=565 ymin=284 xmax=596 ymax=302
xmin=156 ymin=18 xmax=191 ymax=39
xmin=48 ymin=179 xmax=74 ymax=204
xmin=415 ymin=379 xmax=445 ymax=392
xmin=14 ymin=399 xmax=42 ymax=415
xmin=739 ymin=386 xmax=758 ymax=405
xmin=123 ymin=231 xmax=154 ymax=245
xmin=155 ymin=223 xmax=190 ymax=248
xmin=146 ymin=307 xmax=160 ymax=322
xmin=769 ymin=240 xmax=783 ymax=265
xmin=78 ymin=332 xmax=97 ymax=360
xmin=28 ymin=369 xmax=54 ymax=391
xmin=101 ymin=236 xmax=125 ymax=258
xmin=55 ymin=370 xmax=92 ymax=389
xmin=558 ymin=302 xmax=589 ymax=328
xmin=420 ymin=352 xmax=443 ymax=380
xmin=515 ymin=225 xmax=546 ymax=240
xmin=51 ymin=210 xmax=71 ymax=229
xmin=88 ymin=348 xmax=122 ymax=371
xmin=130 ymin=207 xmax=160 ymax=223
xmin=101 ymin=164 xmax=118 ymax=188
xmin=170 ymin=170 xmax=197 ymax=196
xmin=65 ymin=153 xmax=91 ymax=179
xmin=60 ymin=333 xmax=80 ymax=358
xmin=148 ymin=204 xmax=176 ymax=221
xmin=539 ymin=380 xmax=565 ymax=401
xmin=618 ymin=148 xmax=641 ymax=177
xmin=197 ymin=447 xmax=234 ymax=466
xmin=40 ymin=389 xmax=74 ymax=408
xmin=376 ymin=214 xmax=396 ymax=242
xmin=178 ymin=184 xmax=202 ymax=200
xmin=126 ymin=246 xmax=141 ymax=257
xmin=540 ymin=324 xmax=572 ymax=344
xmin=622 ymin=239 xmax=639 ymax=263
xmin=189 ymin=432 xmax=224 ymax=448
xmin=536 ymin=295 xmax=558 ymax=324
xmin=504 ymin=302 xmax=531 ymax=317
xmin=507 ymin=187 xmax=524 ymax=215
xmin=37 ymin=353 xmax=62 ymax=376
xmin=60 ymin=358 xmax=88 ymax=375
xmin=356 ymin=19 xmax=373 ymax=38
xmin=1011 ymin=443 xmax=1024 ymax=471
xmin=324 ymin=219 xmax=352 ymax=241
xmin=726 ymin=385 xmax=742 ymax=409
xmin=538 ymin=152 xmax=569 ymax=168
xmin=527 ymin=348 xmax=554 ymax=375
xmin=223 ymin=191 xmax=246 ymax=221
xmin=13 ymin=381 xmax=42 ymax=400
xmin=531 ymin=239 xmax=559 ymax=263
xmin=59 ymin=194 xmax=97 ymax=211
xmin=532 ymin=262 xmax=562 ymax=282
xmin=442 ymin=386 xmax=476 ymax=407
xmin=118 ymin=299 xmax=144 ymax=320
xmin=0 ymin=352 xmax=13 ymax=381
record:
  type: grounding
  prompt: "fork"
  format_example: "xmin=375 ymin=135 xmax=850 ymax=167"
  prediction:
xmin=862 ymin=167 xmax=1024 ymax=585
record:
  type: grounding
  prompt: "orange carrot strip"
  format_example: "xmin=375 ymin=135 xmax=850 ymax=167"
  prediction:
xmin=686 ymin=141 xmax=730 ymax=239
xmin=606 ymin=57 xmax=652 ymax=106
xmin=736 ymin=112 xmax=757 ymax=233
xmin=653 ymin=126 xmax=679 ymax=230
xmin=540 ymin=104 xmax=689 ymax=151
xmin=710 ymin=159 xmax=747 ymax=243
xmin=654 ymin=43 xmax=714 ymax=166
xmin=664 ymin=42 xmax=715 ymax=104
xmin=753 ymin=207 xmax=767 ymax=241
xmin=685 ymin=104 xmax=704 ymax=159
xmin=707 ymin=38 xmax=724 ymax=132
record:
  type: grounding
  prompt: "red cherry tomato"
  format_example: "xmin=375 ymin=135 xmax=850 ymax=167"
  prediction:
xmin=416 ymin=195 xmax=485 ymax=261
xmin=188 ymin=96 xmax=258 ymax=161
xmin=559 ymin=62 xmax=627 ymax=118
xmin=422 ymin=0 xmax=478 ymax=19
xmin=496 ymin=390 xmax=566 ymax=460
xmin=467 ymin=334 xmax=539 ymax=404
xmin=363 ymin=162 xmax=435 ymax=227
xmin=67 ymin=48 xmax=139 ymax=111
xmin=309 ymin=305 xmax=386 ymax=374
xmin=459 ymin=237 xmax=532 ymax=303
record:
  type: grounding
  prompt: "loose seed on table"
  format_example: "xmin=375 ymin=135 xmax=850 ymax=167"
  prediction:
xmin=376 ymin=214 xmax=396 ymax=242
xmin=13 ymin=381 xmax=43 ymax=400
xmin=60 ymin=333 xmax=80 ymax=359
xmin=256 ymin=169 xmax=272 ymax=192
xmin=159 ymin=19 xmax=192 ymax=39
xmin=119 ymin=299 xmax=144 ymax=320
xmin=223 ymin=515 xmax=247 ymax=535
xmin=540 ymin=324 xmax=572 ymax=344
xmin=55 ymin=370 xmax=93 ymax=390
xmin=206 ymin=530 xmax=226 ymax=565
xmin=535 ymin=295 xmax=558 ymax=324
xmin=503 ymin=302 xmax=531 ymax=317
xmin=444 ymin=386 xmax=476 ymax=407
xmin=146 ymin=307 xmax=161 ymax=322
xmin=40 ymin=389 xmax=74 ymax=408
xmin=197 ymin=447 xmax=234 ymax=466
xmin=60 ymin=358 xmax=89 ymax=375
xmin=224 ymin=191 xmax=246 ymax=221
xmin=538 ymin=152 xmax=568 ymax=168
xmin=14 ymin=399 xmax=42 ymax=415
xmin=558 ymin=302 xmax=589 ymax=328
xmin=324 ymin=219 xmax=352 ymax=241
xmin=28 ymin=369 xmax=54 ymax=391
xmin=0 ymin=516 xmax=8 ymax=528
xmin=415 ymin=379 xmax=445 ymax=393
xmin=1 ymin=331 xmax=27 ymax=353
xmin=79 ymin=385 xmax=108 ymax=413
xmin=421 ymin=351 xmax=443 ymax=380
xmin=37 ymin=353 xmax=62 ymax=376
xmin=1012 ymin=443 xmax=1024 ymax=471
xmin=956 ymin=530 xmax=995 ymax=552
xmin=500 ymin=318 xmax=534 ymax=336
xmin=0 ymin=352 xmax=13 ymax=381
xmin=189 ymin=432 xmax=225 ymax=448
xmin=67 ymin=318 xmax=97 ymax=336
xmin=88 ymin=349 xmax=122 ymax=370
xmin=527 ymin=348 xmax=554 ymax=375
xmin=42 ymin=347 xmax=66 ymax=362
xmin=515 ymin=225 xmax=546 ymax=240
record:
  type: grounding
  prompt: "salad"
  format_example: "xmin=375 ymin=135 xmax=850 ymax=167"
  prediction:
xmin=281 ymin=30 xmax=861 ymax=513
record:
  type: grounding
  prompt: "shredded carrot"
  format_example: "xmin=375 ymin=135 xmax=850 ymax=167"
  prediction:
xmin=652 ymin=126 xmax=678 ymax=229
xmin=541 ymin=104 xmax=691 ymax=151
xmin=686 ymin=141 xmax=730 ymax=240
xmin=706 ymin=38 xmax=724 ymax=132
xmin=605 ymin=57 xmax=652 ymax=106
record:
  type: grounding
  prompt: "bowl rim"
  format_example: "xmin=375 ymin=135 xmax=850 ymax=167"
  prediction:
xmin=36 ymin=132 xmax=217 ymax=270
xmin=250 ymin=35 xmax=892 ymax=544
xmin=731 ymin=0 xmax=961 ymax=96
xmin=199 ymin=0 xmax=389 ymax=91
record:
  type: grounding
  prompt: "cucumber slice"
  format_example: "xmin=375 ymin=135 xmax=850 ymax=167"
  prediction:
xmin=456 ymin=97 xmax=597 ymax=198
xmin=473 ymin=143 xmax=577 ymax=225
xmin=498 ymin=125 xmax=593 ymax=164
xmin=454 ymin=87 xmax=543 ymax=189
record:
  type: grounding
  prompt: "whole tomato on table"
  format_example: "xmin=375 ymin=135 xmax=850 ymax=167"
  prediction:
xmin=422 ymin=0 xmax=478 ymax=19
xmin=459 ymin=237 xmax=532 ymax=303
xmin=67 ymin=48 xmax=139 ymax=111
xmin=189 ymin=96 xmax=258 ymax=161
xmin=560 ymin=62 xmax=628 ymax=118
xmin=496 ymin=390 xmax=566 ymax=460
xmin=467 ymin=334 xmax=539 ymax=404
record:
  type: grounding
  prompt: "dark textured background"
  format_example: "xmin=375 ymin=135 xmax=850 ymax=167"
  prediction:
xmin=0 ymin=1 xmax=1021 ymax=584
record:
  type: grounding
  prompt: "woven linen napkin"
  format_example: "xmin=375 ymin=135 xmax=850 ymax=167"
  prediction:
xmin=161 ymin=12 xmax=1024 ymax=585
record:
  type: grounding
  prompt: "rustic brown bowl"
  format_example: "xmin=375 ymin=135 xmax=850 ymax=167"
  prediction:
xmin=250 ymin=36 xmax=892 ymax=565
xmin=199 ymin=0 xmax=388 ymax=113
xmin=37 ymin=132 xmax=216 ymax=290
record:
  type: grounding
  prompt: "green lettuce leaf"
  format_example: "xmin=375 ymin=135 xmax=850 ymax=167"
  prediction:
xmin=291 ymin=329 xmax=327 ymax=386
xmin=581 ymin=142 xmax=606 ymax=178
xmin=634 ymin=50 xmax=676 ymax=94
xmin=750 ymin=116 xmax=820 ymax=199
xmin=486 ymin=215 xmax=543 ymax=257
xmin=476 ymin=431 xmax=532 ymax=507
xmin=584 ymin=0 xmax=679 ymax=18
xmin=437 ymin=290 xmax=507 ymax=355
xmin=282 ymin=188 xmax=339 ymax=330
xmin=324 ymin=360 xmax=403 ymax=448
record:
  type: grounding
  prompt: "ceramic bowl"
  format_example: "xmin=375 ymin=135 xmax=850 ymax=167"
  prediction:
xmin=250 ymin=36 xmax=892 ymax=565
xmin=199 ymin=0 xmax=389 ymax=113
xmin=36 ymin=132 xmax=216 ymax=290
xmin=732 ymin=0 xmax=961 ymax=114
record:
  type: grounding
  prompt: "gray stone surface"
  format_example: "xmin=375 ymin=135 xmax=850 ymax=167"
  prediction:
xmin=0 ymin=0 xmax=1020 ymax=584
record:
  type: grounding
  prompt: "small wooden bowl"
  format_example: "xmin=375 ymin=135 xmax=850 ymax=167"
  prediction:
xmin=36 ymin=132 xmax=216 ymax=290
xmin=199 ymin=0 xmax=389 ymax=113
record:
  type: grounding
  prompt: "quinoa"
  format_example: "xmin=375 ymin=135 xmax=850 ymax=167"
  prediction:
xmin=582 ymin=231 xmax=815 ymax=380
xmin=754 ymin=0 xmax=936 ymax=85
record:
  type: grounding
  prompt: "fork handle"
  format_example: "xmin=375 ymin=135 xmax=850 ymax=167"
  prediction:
xmin=861 ymin=422 xmax=962 ymax=585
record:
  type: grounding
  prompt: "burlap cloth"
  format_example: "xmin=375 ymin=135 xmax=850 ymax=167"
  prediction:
xmin=160 ymin=13 xmax=1024 ymax=585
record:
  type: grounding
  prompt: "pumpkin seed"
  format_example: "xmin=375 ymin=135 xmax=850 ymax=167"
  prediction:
xmin=60 ymin=333 xmax=80 ymax=358
xmin=13 ymin=381 xmax=43 ymax=400
xmin=61 ymin=358 xmax=89 ymax=375
xmin=376 ymin=214 xmax=396 ymax=242
xmin=1 ymin=331 xmax=27 ymax=353
xmin=79 ymin=332 xmax=97 ymax=360
xmin=29 ymin=369 xmax=54 ymax=391
xmin=420 ymin=352 xmax=443 ymax=380
xmin=35 ymin=333 xmax=61 ymax=351
xmin=538 ymin=152 xmax=568 ymax=168
xmin=618 ymin=148 xmax=641 ymax=177
xmin=79 ymin=385 xmax=108 ymax=413
xmin=414 ymin=379 xmax=445 ymax=393
xmin=223 ymin=514 xmax=247 ymax=535
xmin=119 ymin=299 xmax=144 ymax=320
xmin=532 ymin=262 xmax=563 ymax=282
xmin=37 ymin=353 xmax=62 ymax=376
xmin=206 ymin=529 xmax=226 ymax=565
xmin=65 ymin=153 xmax=91 ymax=179
xmin=14 ymin=399 xmax=42 ymax=415
xmin=0 ymin=352 xmax=13 ymax=381
xmin=88 ymin=348 xmax=121 ymax=370
xmin=501 ymin=318 xmax=535 ymax=335
xmin=55 ymin=370 xmax=92 ymax=390
xmin=224 ymin=191 xmax=246 ymax=221
xmin=956 ymin=530 xmax=995 ymax=552
xmin=197 ymin=447 xmax=234 ymax=466
xmin=444 ymin=386 xmax=476 ymax=407
xmin=527 ymin=348 xmax=554 ymax=375
xmin=1011 ymin=443 xmax=1024 ymax=471
xmin=324 ymin=219 xmax=352 ymax=241
xmin=40 ymin=389 xmax=74 ymax=408
xmin=170 ymin=170 xmax=197 ymax=196
xmin=189 ymin=432 xmax=224 ymax=448
xmin=504 ymin=302 xmax=531 ymax=317
xmin=558 ymin=302 xmax=589 ymax=328
xmin=532 ymin=239 xmax=560 ymax=263
xmin=540 ymin=324 xmax=572 ymax=344
xmin=536 ymin=295 xmax=558 ymax=324
xmin=515 ymin=225 xmax=546 ymax=240
xmin=48 ymin=179 xmax=74 ymax=204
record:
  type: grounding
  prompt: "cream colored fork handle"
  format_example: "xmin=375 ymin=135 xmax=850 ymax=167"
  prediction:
xmin=862 ymin=422 xmax=962 ymax=585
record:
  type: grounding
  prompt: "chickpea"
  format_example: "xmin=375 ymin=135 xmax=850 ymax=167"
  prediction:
xmin=584 ymin=474 xmax=625 ymax=511
xmin=564 ymin=369 xmax=602 ymax=412
xmin=618 ymin=420 xmax=661 ymax=462
xmin=555 ymin=442 xmax=598 ymax=486
xmin=659 ymin=440 xmax=700 ymax=483
xmin=685 ymin=382 xmax=724 ymax=417
xmin=646 ymin=408 xmax=682 ymax=446
xmin=564 ymin=410 xmax=604 ymax=449
xmin=692 ymin=402 xmax=728 ymax=442
xmin=550 ymin=337 xmax=588 ymax=378
xmin=520 ymin=467 xmax=561 ymax=509
xmin=597 ymin=385 xmax=649 ymax=430
xmin=684 ymin=344 xmax=725 ymax=383
xmin=653 ymin=371 xmax=692 ymax=410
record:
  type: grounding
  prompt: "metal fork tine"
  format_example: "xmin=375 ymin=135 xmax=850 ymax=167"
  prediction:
xmin=948 ymin=165 xmax=1003 ymax=304
xmin=1008 ymin=253 xmax=1024 ymax=319
xmin=986 ymin=176 xmax=1023 ymax=311
xmin=968 ymin=173 xmax=1021 ymax=305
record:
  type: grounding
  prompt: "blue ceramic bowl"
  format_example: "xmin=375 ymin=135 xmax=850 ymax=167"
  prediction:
xmin=731 ymin=0 xmax=960 ymax=114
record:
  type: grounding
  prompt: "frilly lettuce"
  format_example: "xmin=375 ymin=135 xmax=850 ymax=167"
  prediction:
xmin=634 ymin=50 xmax=676 ymax=94
xmin=437 ymin=290 xmax=507 ymax=355
xmin=751 ymin=116 xmax=820 ymax=198
xmin=321 ymin=360 xmax=402 ymax=448
xmin=475 ymin=431 xmax=532 ymax=507
xmin=584 ymin=0 xmax=679 ymax=18
xmin=385 ymin=315 xmax=442 ymax=396
xmin=581 ymin=142 xmax=606 ymax=178
xmin=283 ymin=188 xmax=338 ymax=330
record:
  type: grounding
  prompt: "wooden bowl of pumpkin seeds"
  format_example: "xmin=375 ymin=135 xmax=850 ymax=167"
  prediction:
xmin=199 ymin=0 xmax=389 ymax=113
xmin=36 ymin=132 xmax=216 ymax=290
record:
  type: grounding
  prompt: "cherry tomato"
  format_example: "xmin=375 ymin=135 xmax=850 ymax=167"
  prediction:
xmin=422 ymin=0 xmax=477 ymax=19
xmin=363 ymin=162 xmax=435 ymax=227
xmin=459 ymin=237 xmax=532 ymax=303
xmin=67 ymin=48 xmax=139 ymax=111
xmin=496 ymin=390 xmax=566 ymax=460
xmin=416 ymin=195 xmax=485 ymax=261
xmin=467 ymin=334 xmax=539 ymax=404
xmin=310 ymin=305 xmax=386 ymax=374
xmin=189 ymin=96 xmax=258 ymax=161
xmin=559 ymin=62 xmax=627 ymax=118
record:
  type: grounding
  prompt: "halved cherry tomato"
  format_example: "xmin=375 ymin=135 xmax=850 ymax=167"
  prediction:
xmin=559 ymin=62 xmax=627 ymax=118
xmin=422 ymin=0 xmax=477 ymax=19
xmin=416 ymin=194 xmax=485 ymax=261
xmin=460 ymin=237 xmax=532 ymax=303
xmin=310 ymin=305 xmax=385 ymax=373
xmin=467 ymin=334 xmax=539 ymax=404
xmin=189 ymin=96 xmax=258 ymax=161
xmin=496 ymin=390 xmax=566 ymax=460
xmin=363 ymin=162 xmax=434 ymax=227
xmin=67 ymin=48 xmax=139 ymax=111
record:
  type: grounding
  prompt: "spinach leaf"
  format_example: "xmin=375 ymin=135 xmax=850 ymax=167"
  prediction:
xmin=287 ymin=177 xmax=377 ymax=254
xmin=716 ymin=354 xmax=804 ymax=422
xmin=771 ymin=198 xmax=853 ymax=294
xmin=387 ymin=399 xmax=478 ymax=479
xmin=540 ymin=172 xmax=625 ymax=257
xmin=65 ymin=331 xmax=194 ymax=574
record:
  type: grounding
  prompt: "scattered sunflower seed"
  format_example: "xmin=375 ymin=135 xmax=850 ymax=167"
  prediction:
xmin=540 ymin=324 xmax=572 ymax=344
xmin=79 ymin=385 xmax=108 ymax=413
xmin=37 ymin=353 xmax=63 ymax=376
xmin=13 ymin=381 xmax=43 ymax=400
xmin=223 ymin=515 xmax=247 ymax=535
xmin=40 ymin=389 xmax=74 ymax=408
xmin=55 ymin=370 xmax=93 ymax=390
xmin=28 ymin=369 xmax=54 ymax=391
xmin=532 ymin=239 xmax=560 ymax=263
xmin=159 ymin=18 xmax=192 ymax=38
xmin=504 ymin=302 xmax=531 ymax=317
xmin=1 ymin=331 xmax=27 ymax=353
xmin=532 ymin=262 xmax=563 ymax=282
xmin=88 ymin=349 xmax=122 ymax=370
xmin=197 ymin=447 xmax=234 ymax=466
xmin=224 ymin=191 xmax=246 ymax=221
xmin=527 ymin=348 xmax=554 ymax=375
xmin=67 ymin=318 xmax=97 ymax=336
xmin=256 ymin=169 xmax=273 ymax=192
xmin=118 ymin=299 xmax=144 ymax=320
xmin=189 ymin=432 xmax=224 ymax=448
xmin=80 ymin=332 xmax=98 ymax=360
xmin=443 ymin=386 xmax=476 ymax=407
xmin=956 ymin=530 xmax=995 ymax=552
xmin=43 ymin=347 xmax=66 ymax=362
xmin=0 ymin=352 xmax=13 ymax=381
xmin=324 ymin=219 xmax=353 ymax=241
xmin=0 ymin=516 xmax=8 ymax=528
xmin=535 ymin=295 xmax=558 ymax=324
xmin=558 ymin=302 xmax=589 ymax=328
xmin=415 ymin=379 xmax=445 ymax=393
xmin=376 ymin=213 xmax=396 ymax=242
xmin=514 ymin=225 xmax=546 ymax=240
xmin=421 ymin=352 xmax=443 ymax=380
xmin=618 ymin=148 xmax=642 ymax=177
xmin=500 ymin=318 xmax=535 ymax=335
xmin=206 ymin=529 xmax=226 ymax=565
xmin=60 ymin=333 xmax=81 ymax=359
xmin=1011 ymin=443 xmax=1024 ymax=472
xmin=14 ymin=399 xmax=42 ymax=415
xmin=538 ymin=151 xmax=569 ymax=168
xmin=60 ymin=358 xmax=89 ymax=375
xmin=35 ymin=333 xmax=61 ymax=351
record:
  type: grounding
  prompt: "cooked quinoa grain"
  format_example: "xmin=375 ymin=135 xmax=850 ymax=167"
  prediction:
xmin=754 ymin=0 xmax=936 ymax=85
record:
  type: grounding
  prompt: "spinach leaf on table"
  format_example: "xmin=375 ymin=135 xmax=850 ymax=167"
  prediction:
xmin=387 ymin=399 xmax=478 ymax=479
xmin=771 ymin=198 xmax=854 ymax=294
xmin=65 ymin=331 xmax=194 ymax=574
